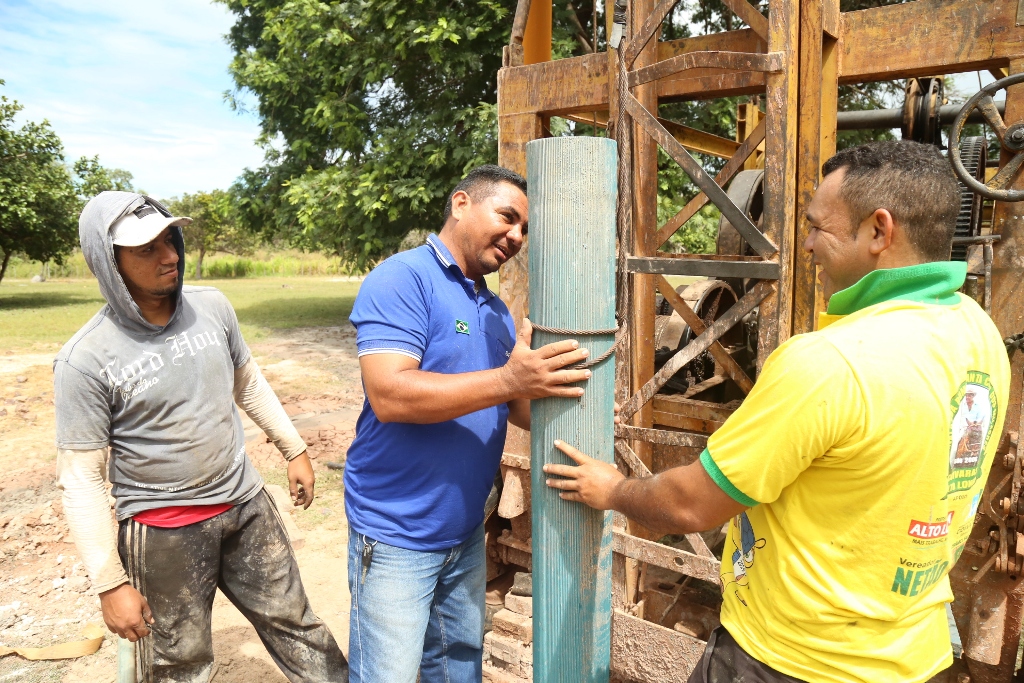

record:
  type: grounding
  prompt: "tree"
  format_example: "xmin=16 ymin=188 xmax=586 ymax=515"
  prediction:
xmin=73 ymin=155 xmax=135 ymax=199
xmin=0 ymin=86 xmax=80 ymax=284
xmin=168 ymin=190 xmax=254 ymax=279
xmin=221 ymin=0 xmax=913 ymax=264
xmin=219 ymin=0 xmax=528 ymax=269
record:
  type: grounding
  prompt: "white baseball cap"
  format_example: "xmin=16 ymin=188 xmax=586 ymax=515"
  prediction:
xmin=110 ymin=202 xmax=192 ymax=247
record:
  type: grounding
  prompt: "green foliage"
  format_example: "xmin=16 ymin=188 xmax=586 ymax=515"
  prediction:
xmin=219 ymin=0 xmax=513 ymax=269
xmin=73 ymin=155 xmax=135 ymax=199
xmin=220 ymin=0 xmax=918 ymax=265
xmin=0 ymin=87 xmax=80 ymax=282
xmin=0 ymin=276 xmax=362 ymax=349
xmin=168 ymin=189 xmax=256 ymax=279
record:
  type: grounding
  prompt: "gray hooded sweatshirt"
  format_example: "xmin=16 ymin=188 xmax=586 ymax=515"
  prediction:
xmin=54 ymin=192 xmax=263 ymax=520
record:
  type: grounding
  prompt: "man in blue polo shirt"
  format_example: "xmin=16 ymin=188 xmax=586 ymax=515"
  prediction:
xmin=346 ymin=165 xmax=592 ymax=682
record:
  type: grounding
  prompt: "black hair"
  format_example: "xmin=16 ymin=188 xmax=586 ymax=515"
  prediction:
xmin=443 ymin=165 xmax=527 ymax=224
xmin=821 ymin=140 xmax=960 ymax=261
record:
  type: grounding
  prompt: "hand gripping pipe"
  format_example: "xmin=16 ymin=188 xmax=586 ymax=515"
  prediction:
xmin=527 ymin=136 xmax=618 ymax=683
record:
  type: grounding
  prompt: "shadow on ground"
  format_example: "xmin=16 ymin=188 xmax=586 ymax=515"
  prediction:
xmin=0 ymin=291 xmax=105 ymax=311
xmin=234 ymin=297 xmax=357 ymax=330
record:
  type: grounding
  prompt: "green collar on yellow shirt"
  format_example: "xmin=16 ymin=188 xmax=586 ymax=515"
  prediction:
xmin=825 ymin=261 xmax=966 ymax=316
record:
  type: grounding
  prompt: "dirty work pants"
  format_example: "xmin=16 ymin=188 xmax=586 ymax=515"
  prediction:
xmin=687 ymin=627 xmax=952 ymax=683
xmin=118 ymin=488 xmax=348 ymax=683
xmin=347 ymin=523 xmax=486 ymax=683
xmin=686 ymin=627 xmax=806 ymax=683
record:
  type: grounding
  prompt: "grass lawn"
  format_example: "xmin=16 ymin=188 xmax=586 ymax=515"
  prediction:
xmin=0 ymin=277 xmax=364 ymax=350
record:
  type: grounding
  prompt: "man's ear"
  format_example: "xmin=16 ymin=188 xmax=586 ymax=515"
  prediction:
xmin=449 ymin=190 xmax=472 ymax=222
xmin=866 ymin=208 xmax=895 ymax=256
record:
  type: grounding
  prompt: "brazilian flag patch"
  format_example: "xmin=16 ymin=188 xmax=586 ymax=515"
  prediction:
xmin=455 ymin=319 xmax=470 ymax=335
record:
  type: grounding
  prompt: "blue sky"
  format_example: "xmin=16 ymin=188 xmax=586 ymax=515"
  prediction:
xmin=0 ymin=0 xmax=265 ymax=200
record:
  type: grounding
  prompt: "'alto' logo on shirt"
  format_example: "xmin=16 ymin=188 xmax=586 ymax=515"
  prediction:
xmin=907 ymin=512 xmax=953 ymax=539
xmin=455 ymin=319 xmax=470 ymax=335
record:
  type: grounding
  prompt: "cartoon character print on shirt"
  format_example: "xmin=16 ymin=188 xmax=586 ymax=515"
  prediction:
xmin=947 ymin=371 xmax=999 ymax=495
xmin=722 ymin=512 xmax=766 ymax=607
xmin=102 ymin=327 xmax=227 ymax=403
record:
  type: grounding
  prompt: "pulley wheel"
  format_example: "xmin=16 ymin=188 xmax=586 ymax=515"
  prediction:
xmin=949 ymin=71 xmax=1024 ymax=202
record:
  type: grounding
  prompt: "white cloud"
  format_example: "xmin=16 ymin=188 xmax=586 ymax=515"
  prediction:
xmin=0 ymin=0 xmax=266 ymax=198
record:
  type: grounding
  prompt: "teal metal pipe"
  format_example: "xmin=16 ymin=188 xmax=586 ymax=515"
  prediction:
xmin=527 ymin=136 xmax=617 ymax=683
xmin=117 ymin=637 xmax=137 ymax=683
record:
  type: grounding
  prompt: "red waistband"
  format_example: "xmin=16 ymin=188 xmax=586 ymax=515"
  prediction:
xmin=132 ymin=503 xmax=233 ymax=528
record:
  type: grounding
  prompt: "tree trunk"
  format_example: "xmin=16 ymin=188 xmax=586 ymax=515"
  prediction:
xmin=197 ymin=247 xmax=205 ymax=280
xmin=0 ymin=250 xmax=9 ymax=285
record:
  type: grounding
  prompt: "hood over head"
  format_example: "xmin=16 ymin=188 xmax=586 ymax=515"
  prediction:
xmin=79 ymin=191 xmax=187 ymax=336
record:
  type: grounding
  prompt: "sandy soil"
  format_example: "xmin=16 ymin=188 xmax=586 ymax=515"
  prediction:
xmin=0 ymin=327 xmax=363 ymax=682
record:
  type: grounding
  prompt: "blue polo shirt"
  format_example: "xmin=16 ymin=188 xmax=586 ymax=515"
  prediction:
xmin=346 ymin=234 xmax=516 ymax=551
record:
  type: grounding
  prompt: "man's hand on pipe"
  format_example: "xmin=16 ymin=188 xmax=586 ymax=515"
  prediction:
xmin=288 ymin=451 xmax=316 ymax=509
xmin=544 ymin=440 xmax=624 ymax=510
xmin=99 ymin=583 xmax=154 ymax=642
xmin=501 ymin=318 xmax=593 ymax=400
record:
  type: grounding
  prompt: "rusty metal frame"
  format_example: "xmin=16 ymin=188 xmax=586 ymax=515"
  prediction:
xmin=494 ymin=1 xmax=1024 ymax=681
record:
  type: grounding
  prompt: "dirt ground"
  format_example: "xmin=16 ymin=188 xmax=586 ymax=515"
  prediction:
xmin=0 ymin=326 xmax=364 ymax=682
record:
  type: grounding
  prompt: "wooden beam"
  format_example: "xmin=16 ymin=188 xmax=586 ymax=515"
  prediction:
xmin=613 ymin=530 xmax=721 ymax=585
xmin=655 ymin=118 xmax=741 ymax=159
xmin=497 ymin=53 xmax=609 ymax=117
xmin=628 ymin=50 xmax=784 ymax=89
xmin=623 ymin=0 xmax=678 ymax=68
xmin=991 ymin=67 xmax=1010 ymax=81
xmin=629 ymin=255 xmax=779 ymax=279
xmin=563 ymin=111 xmax=741 ymax=160
xmin=497 ymin=29 xmax=770 ymax=120
xmin=521 ymin=0 xmax=551 ymax=64
xmin=657 ymin=27 xmax=766 ymax=60
xmin=657 ymin=28 xmax=768 ymax=101
xmin=652 ymin=409 xmax=726 ymax=435
xmin=792 ymin=0 xmax=838 ymax=337
xmin=652 ymin=395 xmax=736 ymax=423
xmin=821 ymin=0 xmax=839 ymax=38
xmin=630 ymin=0 xmax=661 ymax=520
xmin=839 ymin=0 xmax=1024 ymax=83
xmin=626 ymin=94 xmax=778 ymax=258
xmin=615 ymin=440 xmax=653 ymax=478
xmin=655 ymin=117 xmax=766 ymax=248
xmin=756 ymin=0 xmax=799 ymax=368
xmin=720 ymin=0 xmax=769 ymax=41
xmin=611 ymin=610 xmax=706 ymax=682
xmin=615 ymin=425 xmax=709 ymax=448
xmin=654 ymin=275 xmax=755 ymax=394
xmin=991 ymin=59 xmax=1024 ymax=341
xmin=620 ymin=280 xmax=774 ymax=421
xmin=810 ymin=34 xmax=838 ymax=330
xmin=500 ymin=2 xmax=1024 ymax=121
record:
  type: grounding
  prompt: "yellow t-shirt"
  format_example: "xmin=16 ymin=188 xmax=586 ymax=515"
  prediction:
xmin=703 ymin=265 xmax=1010 ymax=683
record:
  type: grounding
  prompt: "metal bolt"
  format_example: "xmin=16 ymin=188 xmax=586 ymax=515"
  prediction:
xmin=1012 ymin=129 xmax=1024 ymax=143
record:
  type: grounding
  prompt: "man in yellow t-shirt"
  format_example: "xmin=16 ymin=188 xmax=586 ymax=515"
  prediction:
xmin=543 ymin=140 xmax=1011 ymax=683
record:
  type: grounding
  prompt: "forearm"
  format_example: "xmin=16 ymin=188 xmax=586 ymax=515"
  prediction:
xmin=610 ymin=462 xmax=731 ymax=536
xmin=368 ymin=365 xmax=516 ymax=424
xmin=234 ymin=359 xmax=306 ymax=460
xmin=56 ymin=448 xmax=128 ymax=594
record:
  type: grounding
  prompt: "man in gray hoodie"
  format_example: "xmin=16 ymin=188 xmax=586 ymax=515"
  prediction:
xmin=54 ymin=192 xmax=348 ymax=682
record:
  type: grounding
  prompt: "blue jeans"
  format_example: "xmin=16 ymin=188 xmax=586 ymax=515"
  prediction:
xmin=347 ymin=524 xmax=486 ymax=683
